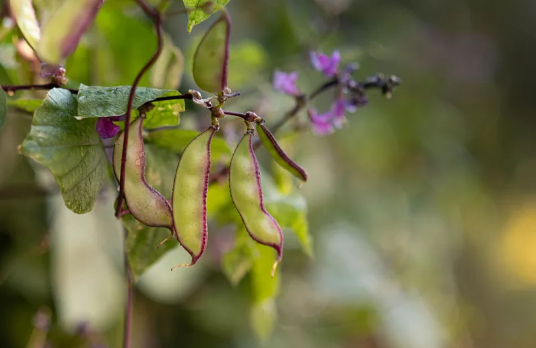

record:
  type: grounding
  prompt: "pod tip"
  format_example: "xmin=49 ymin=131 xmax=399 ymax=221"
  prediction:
xmin=157 ymin=234 xmax=173 ymax=249
xmin=171 ymin=263 xmax=192 ymax=271
xmin=271 ymin=260 xmax=280 ymax=278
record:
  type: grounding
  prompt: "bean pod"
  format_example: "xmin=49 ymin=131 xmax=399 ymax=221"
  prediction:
xmin=113 ymin=117 xmax=173 ymax=229
xmin=229 ymin=130 xmax=283 ymax=271
xmin=256 ymin=123 xmax=308 ymax=183
xmin=172 ymin=126 xmax=216 ymax=265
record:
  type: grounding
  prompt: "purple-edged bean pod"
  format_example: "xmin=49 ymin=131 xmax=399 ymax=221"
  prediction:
xmin=113 ymin=117 xmax=173 ymax=229
xmin=256 ymin=122 xmax=308 ymax=183
xmin=229 ymin=128 xmax=283 ymax=274
xmin=172 ymin=126 xmax=217 ymax=266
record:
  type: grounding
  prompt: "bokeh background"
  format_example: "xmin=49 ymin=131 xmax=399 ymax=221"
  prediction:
xmin=1 ymin=0 xmax=535 ymax=347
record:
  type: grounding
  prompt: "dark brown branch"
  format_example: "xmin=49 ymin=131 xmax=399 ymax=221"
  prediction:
xmin=1 ymin=83 xmax=78 ymax=94
xmin=115 ymin=5 xmax=164 ymax=218
xmin=151 ymin=93 xmax=193 ymax=102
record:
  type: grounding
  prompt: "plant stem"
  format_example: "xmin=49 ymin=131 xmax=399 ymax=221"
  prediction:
xmin=1 ymin=83 xmax=78 ymax=93
xmin=152 ymin=93 xmax=193 ymax=102
xmin=123 ymin=238 xmax=133 ymax=348
xmin=115 ymin=3 xmax=163 ymax=218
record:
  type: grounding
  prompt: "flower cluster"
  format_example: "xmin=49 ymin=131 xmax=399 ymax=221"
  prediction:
xmin=273 ymin=50 xmax=368 ymax=135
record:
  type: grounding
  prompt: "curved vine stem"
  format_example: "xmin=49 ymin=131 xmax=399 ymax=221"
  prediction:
xmin=115 ymin=2 xmax=163 ymax=218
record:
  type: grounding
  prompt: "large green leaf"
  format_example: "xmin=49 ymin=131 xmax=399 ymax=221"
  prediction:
xmin=0 ymin=88 xmax=6 ymax=130
xmin=9 ymin=0 xmax=41 ymax=50
xmin=192 ymin=11 xmax=230 ymax=93
xmin=37 ymin=0 xmax=104 ymax=63
xmin=21 ymin=89 xmax=107 ymax=214
xmin=183 ymin=0 xmax=230 ymax=33
xmin=122 ymin=144 xmax=181 ymax=280
xmin=77 ymin=85 xmax=185 ymax=128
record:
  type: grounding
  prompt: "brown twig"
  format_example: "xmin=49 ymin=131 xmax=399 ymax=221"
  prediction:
xmin=1 ymin=83 xmax=78 ymax=93
xmin=123 ymin=227 xmax=134 ymax=348
xmin=115 ymin=2 xmax=163 ymax=218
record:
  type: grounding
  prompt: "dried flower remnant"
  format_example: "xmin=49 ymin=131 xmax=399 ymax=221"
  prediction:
xmin=310 ymin=50 xmax=341 ymax=77
xmin=273 ymin=71 xmax=301 ymax=96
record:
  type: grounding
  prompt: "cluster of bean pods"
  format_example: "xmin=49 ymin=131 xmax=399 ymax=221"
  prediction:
xmin=113 ymin=112 xmax=307 ymax=273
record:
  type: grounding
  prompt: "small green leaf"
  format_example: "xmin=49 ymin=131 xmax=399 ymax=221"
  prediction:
xmin=222 ymin=227 xmax=253 ymax=286
xmin=144 ymin=128 xmax=230 ymax=163
xmin=250 ymin=244 xmax=280 ymax=341
xmin=21 ymin=89 xmax=107 ymax=214
xmin=184 ymin=0 xmax=230 ymax=33
xmin=37 ymin=0 xmax=104 ymax=63
xmin=0 ymin=88 xmax=7 ymax=130
xmin=151 ymin=34 xmax=184 ymax=90
xmin=9 ymin=0 xmax=41 ymax=50
xmin=123 ymin=144 xmax=180 ymax=279
xmin=7 ymin=98 xmax=42 ymax=113
xmin=192 ymin=11 xmax=230 ymax=93
xmin=143 ymin=92 xmax=185 ymax=129
xmin=77 ymin=85 xmax=185 ymax=128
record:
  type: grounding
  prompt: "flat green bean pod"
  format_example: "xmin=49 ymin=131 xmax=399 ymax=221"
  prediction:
xmin=113 ymin=117 xmax=173 ymax=229
xmin=230 ymin=131 xmax=283 ymax=272
xmin=256 ymin=123 xmax=308 ymax=183
xmin=172 ymin=126 xmax=216 ymax=266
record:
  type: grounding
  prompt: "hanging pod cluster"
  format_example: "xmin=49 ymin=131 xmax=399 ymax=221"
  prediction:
xmin=113 ymin=112 xmax=308 ymax=273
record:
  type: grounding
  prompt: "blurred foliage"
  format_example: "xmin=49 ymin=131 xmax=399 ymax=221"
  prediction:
xmin=1 ymin=0 xmax=535 ymax=347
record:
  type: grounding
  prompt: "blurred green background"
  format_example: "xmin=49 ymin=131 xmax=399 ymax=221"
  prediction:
xmin=1 ymin=0 xmax=535 ymax=347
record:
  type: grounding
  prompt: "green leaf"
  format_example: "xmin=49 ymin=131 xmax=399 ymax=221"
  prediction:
xmin=222 ymin=227 xmax=253 ymax=286
xmin=143 ymin=92 xmax=185 ymax=129
xmin=9 ymin=0 xmax=41 ymax=50
xmin=21 ymin=88 xmax=107 ymax=214
xmin=144 ymin=128 xmax=230 ymax=163
xmin=184 ymin=0 xmax=230 ymax=33
xmin=77 ymin=85 xmax=185 ymax=128
xmin=0 ymin=88 xmax=6 ymax=130
xmin=37 ymin=0 xmax=104 ymax=63
xmin=267 ymin=193 xmax=313 ymax=258
xmin=192 ymin=11 xmax=230 ymax=93
xmin=151 ymin=34 xmax=184 ymax=90
xmin=228 ymin=40 xmax=267 ymax=89
xmin=250 ymin=244 xmax=280 ymax=341
xmin=7 ymin=98 xmax=42 ymax=113
xmin=123 ymin=144 xmax=180 ymax=279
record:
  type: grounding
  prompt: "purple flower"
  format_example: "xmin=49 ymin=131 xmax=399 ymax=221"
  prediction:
xmin=332 ymin=99 xmax=347 ymax=129
xmin=310 ymin=50 xmax=341 ymax=77
xmin=273 ymin=71 xmax=301 ymax=96
xmin=308 ymin=108 xmax=334 ymax=135
xmin=96 ymin=118 xmax=120 ymax=139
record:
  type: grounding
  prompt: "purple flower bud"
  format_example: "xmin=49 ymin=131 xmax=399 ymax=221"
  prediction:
xmin=273 ymin=71 xmax=301 ymax=96
xmin=96 ymin=118 xmax=120 ymax=139
xmin=40 ymin=63 xmax=66 ymax=78
xmin=310 ymin=50 xmax=341 ymax=77
xmin=308 ymin=108 xmax=334 ymax=135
